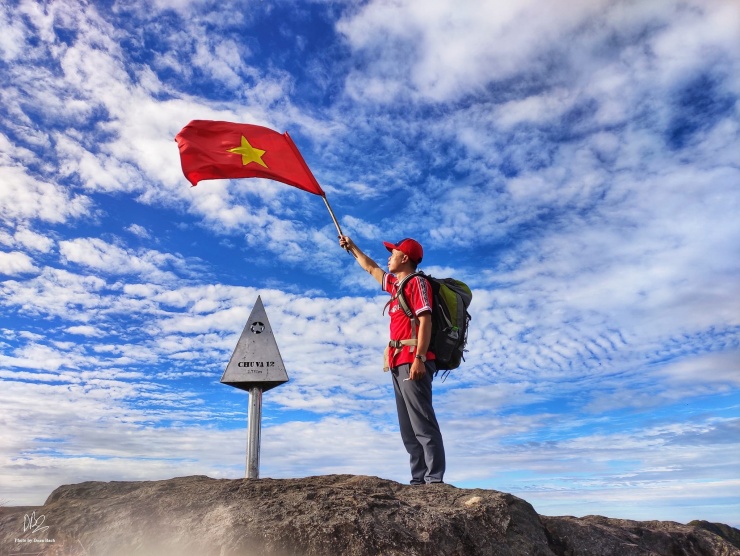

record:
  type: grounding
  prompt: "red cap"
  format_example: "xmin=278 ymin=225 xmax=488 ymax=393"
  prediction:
xmin=383 ymin=238 xmax=423 ymax=264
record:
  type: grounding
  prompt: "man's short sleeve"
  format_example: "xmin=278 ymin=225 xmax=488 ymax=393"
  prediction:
xmin=382 ymin=272 xmax=394 ymax=293
xmin=407 ymin=276 xmax=433 ymax=316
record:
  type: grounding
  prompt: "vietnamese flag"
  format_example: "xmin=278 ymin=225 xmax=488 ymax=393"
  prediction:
xmin=174 ymin=120 xmax=325 ymax=196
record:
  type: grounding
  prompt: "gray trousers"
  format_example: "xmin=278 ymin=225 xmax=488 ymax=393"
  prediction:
xmin=391 ymin=362 xmax=446 ymax=484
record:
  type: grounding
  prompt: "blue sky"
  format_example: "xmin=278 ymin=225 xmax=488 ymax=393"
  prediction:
xmin=1 ymin=0 xmax=739 ymax=527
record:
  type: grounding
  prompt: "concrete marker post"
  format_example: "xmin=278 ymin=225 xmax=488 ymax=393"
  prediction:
xmin=220 ymin=296 xmax=289 ymax=479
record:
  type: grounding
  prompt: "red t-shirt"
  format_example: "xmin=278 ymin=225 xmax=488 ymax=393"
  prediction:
xmin=383 ymin=272 xmax=436 ymax=368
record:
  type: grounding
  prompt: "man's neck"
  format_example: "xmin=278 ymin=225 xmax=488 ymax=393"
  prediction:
xmin=394 ymin=267 xmax=416 ymax=281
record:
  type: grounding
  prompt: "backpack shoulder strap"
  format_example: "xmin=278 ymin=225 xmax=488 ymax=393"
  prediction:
xmin=395 ymin=271 xmax=423 ymax=318
xmin=382 ymin=271 xmax=423 ymax=317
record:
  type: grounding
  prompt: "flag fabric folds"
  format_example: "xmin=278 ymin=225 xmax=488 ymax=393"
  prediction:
xmin=175 ymin=120 xmax=325 ymax=196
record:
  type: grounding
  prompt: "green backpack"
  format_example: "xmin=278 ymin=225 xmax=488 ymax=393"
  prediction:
xmin=395 ymin=272 xmax=472 ymax=375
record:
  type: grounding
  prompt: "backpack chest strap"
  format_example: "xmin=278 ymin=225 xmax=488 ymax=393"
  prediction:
xmin=388 ymin=338 xmax=418 ymax=349
xmin=384 ymin=321 xmax=419 ymax=371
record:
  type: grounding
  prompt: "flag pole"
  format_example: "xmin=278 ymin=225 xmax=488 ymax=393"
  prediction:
xmin=323 ymin=195 xmax=357 ymax=257
xmin=281 ymin=131 xmax=355 ymax=257
xmin=322 ymin=195 xmax=343 ymax=236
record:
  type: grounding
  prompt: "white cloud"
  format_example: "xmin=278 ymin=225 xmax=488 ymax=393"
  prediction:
xmin=55 ymin=134 xmax=147 ymax=194
xmin=0 ymin=229 xmax=12 ymax=248
xmin=0 ymin=158 xmax=91 ymax=226
xmin=659 ymin=351 xmax=740 ymax=386
xmin=341 ymin=215 xmax=382 ymax=241
xmin=0 ymin=3 xmax=26 ymax=61
xmin=338 ymin=0 xmax=609 ymax=102
xmin=495 ymin=89 xmax=577 ymax=130
xmin=0 ymin=251 xmax=38 ymax=275
xmin=191 ymin=38 xmax=249 ymax=90
xmin=0 ymin=375 xmax=239 ymax=504
xmin=65 ymin=325 xmax=105 ymax=338
xmin=125 ymin=224 xmax=151 ymax=239
xmin=339 ymin=0 xmax=739 ymax=103
xmin=59 ymin=237 xmax=183 ymax=283
xmin=1 ymin=267 xmax=108 ymax=319
xmin=13 ymin=228 xmax=55 ymax=253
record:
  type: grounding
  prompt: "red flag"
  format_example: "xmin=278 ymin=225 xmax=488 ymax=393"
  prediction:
xmin=174 ymin=120 xmax=325 ymax=196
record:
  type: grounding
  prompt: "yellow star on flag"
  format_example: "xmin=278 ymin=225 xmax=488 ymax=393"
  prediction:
xmin=228 ymin=136 xmax=268 ymax=168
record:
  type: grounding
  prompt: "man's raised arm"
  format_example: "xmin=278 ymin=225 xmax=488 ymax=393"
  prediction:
xmin=339 ymin=235 xmax=385 ymax=285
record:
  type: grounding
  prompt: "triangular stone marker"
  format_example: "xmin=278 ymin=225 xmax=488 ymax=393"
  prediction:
xmin=221 ymin=296 xmax=289 ymax=392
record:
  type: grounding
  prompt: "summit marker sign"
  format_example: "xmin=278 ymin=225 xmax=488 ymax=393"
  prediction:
xmin=221 ymin=296 xmax=288 ymax=392
xmin=221 ymin=296 xmax=289 ymax=478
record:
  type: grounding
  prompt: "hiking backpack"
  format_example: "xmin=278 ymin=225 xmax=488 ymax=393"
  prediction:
xmin=394 ymin=272 xmax=472 ymax=374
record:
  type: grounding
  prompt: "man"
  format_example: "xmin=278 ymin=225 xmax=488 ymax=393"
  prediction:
xmin=339 ymin=235 xmax=446 ymax=485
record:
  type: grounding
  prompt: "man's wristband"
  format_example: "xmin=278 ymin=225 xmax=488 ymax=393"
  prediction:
xmin=415 ymin=354 xmax=427 ymax=362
